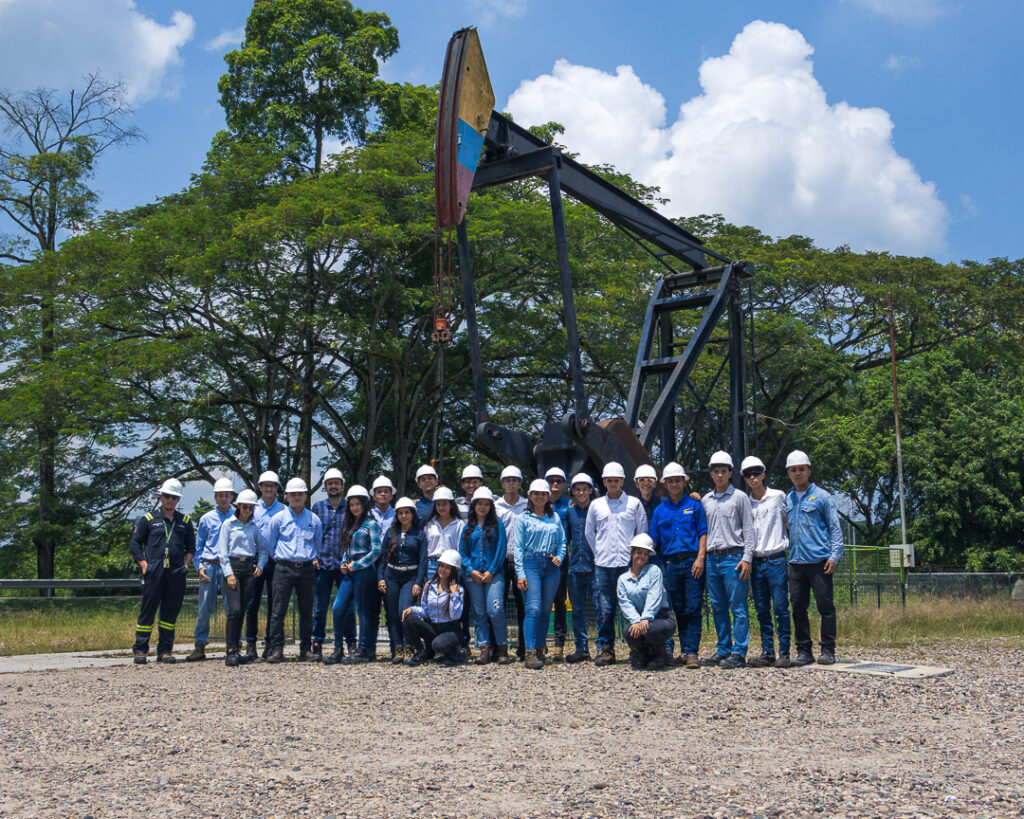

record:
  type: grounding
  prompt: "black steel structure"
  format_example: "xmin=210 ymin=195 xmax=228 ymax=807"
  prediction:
xmin=456 ymin=110 xmax=753 ymax=488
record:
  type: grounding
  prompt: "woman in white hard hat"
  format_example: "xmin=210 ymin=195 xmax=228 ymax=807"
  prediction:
xmin=422 ymin=487 xmax=465 ymax=579
xmin=378 ymin=497 xmax=428 ymax=663
xmin=458 ymin=486 xmax=510 ymax=665
xmin=401 ymin=548 xmax=465 ymax=666
xmin=326 ymin=486 xmax=382 ymax=664
xmin=617 ymin=534 xmax=675 ymax=670
xmin=495 ymin=465 xmax=528 ymax=660
xmin=513 ymin=479 xmax=567 ymax=670
xmin=216 ymin=489 xmax=270 ymax=666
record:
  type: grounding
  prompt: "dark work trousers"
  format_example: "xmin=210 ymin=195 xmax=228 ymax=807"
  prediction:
xmin=268 ymin=560 xmax=316 ymax=653
xmin=403 ymin=614 xmax=463 ymax=659
xmin=505 ymin=558 xmax=527 ymax=659
xmin=134 ymin=564 xmax=187 ymax=655
xmin=460 ymin=576 xmax=472 ymax=649
xmin=661 ymin=554 xmax=705 ymax=656
xmin=245 ymin=556 xmax=275 ymax=645
xmin=788 ymin=560 xmax=836 ymax=653
xmin=552 ymin=557 xmax=570 ymax=648
xmin=624 ymin=612 xmax=677 ymax=658
xmin=223 ymin=558 xmax=256 ymax=651
xmin=382 ymin=567 xmax=419 ymax=650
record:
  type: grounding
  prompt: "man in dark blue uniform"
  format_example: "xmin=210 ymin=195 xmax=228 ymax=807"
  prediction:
xmin=130 ymin=478 xmax=196 ymax=664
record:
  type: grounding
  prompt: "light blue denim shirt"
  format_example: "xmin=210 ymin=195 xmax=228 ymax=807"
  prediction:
xmin=195 ymin=508 xmax=233 ymax=566
xmin=411 ymin=579 xmax=464 ymax=624
xmin=254 ymin=498 xmax=286 ymax=548
xmin=267 ymin=507 xmax=322 ymax=562
xmin=512 ymin=511 xmax=567 ymax=580
xmin=616 ymin=562 xmax=668 ymax=624
xmin=216 ymin=516 xmax=270 ymax=575
xmin=786 ymin=483 xmax=844 ymax=565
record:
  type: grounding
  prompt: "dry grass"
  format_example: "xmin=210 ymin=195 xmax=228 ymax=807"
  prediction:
xmin=0 ymin=598 xmax=138 ymax=655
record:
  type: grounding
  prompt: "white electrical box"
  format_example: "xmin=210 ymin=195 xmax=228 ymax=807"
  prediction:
xmin=889 ymin=544 xmax=915 ymax=568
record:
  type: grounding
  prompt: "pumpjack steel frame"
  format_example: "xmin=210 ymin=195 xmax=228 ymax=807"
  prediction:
xmin=452 ymin=110 xmax=753 ymax=488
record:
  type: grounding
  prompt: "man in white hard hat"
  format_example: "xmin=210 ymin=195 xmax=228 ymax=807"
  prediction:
xmin=310 ymin=467 xmax=352 ymax=661
xmin=370 ymin=475 xmax=396 ymax=534
xmin=186 ymin=477 xmax=237 ymax=662
xmin=564 ymin=472 xmax=597 ymax=662
xmin=455 ymin=464 xmax=485 ymax=518
xmin=244 ymin=470 xmax=286 ymax=661
xmin=648 ymin=462 xmax=708 ymax=669
xmin=585 ymin=461 xmax=648 ymax=667
xmin=545 ymin=466 xmax=572 ymax=661
xmin=265 ymin=478 xmax=323 ymax=663
xmin=129 ymin=478 xmax=196 ymax=664
xmin=415 ymin=464 xmax=439 ymax=524
xmin=633 ymin=464 xmax=663 ymax=530
xmin=495 ymin=464 xmax=528 ymax=660
xmin=785 ymin=450 xmax=844 ymax=666
xmin=701 ymin=451 xmax=757 ymax=669
xmin=741 ymin=455 xmax=792 ymax=668
xmin=617 ymin=533 xmax=675 ymax=670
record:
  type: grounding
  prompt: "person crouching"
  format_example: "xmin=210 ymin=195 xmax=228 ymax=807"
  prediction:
xmin=402 ymin=549 xmax=465 ymax=667
xmin=617 ymin=534 xmax=676 ymax=670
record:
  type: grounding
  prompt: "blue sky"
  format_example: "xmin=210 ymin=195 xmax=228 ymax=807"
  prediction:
xmin=2 ymin=0 xmax=1022 ymax=264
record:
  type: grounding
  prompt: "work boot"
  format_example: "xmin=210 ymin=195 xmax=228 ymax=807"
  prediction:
xmin=343 ymin=648 xmax=369 ymax=664
xmin=774 ymin=654 xmax=792 ymax=668
xmin=494 ymin=644 xmax=512 ymax=665
xmin=225 ymin=649 xmax=240 ymax=667
xmin=719 ymin=653 xmax=746 ymax=669
xmin=748 ymin=652 xmax=776 ymax=668
xmin=593 ymin=646 xmax=616 ymax=667
xmin=133 ymin=652 xmax=147 ymax=665
xmin=629 ymin=648 xmax=649 ymax=670
xmin=792 ymin=651 xmax=815 ymax=667
xmin=535 ymin=644 xmax=547 ymax=664
xmin=323 ymin=644 xmax=345 ymax=665
xmin=647 ymin=645 xmax=670 ymax=671
xmin=549 ymin=645 xmax=564 ymax=663
xmin=474 ymin=645 xmax=492 ymax=665
xmin=309 ymin=641 xmax=323 ymax=662
xmin=405 ymin=648 xmax=430 ymax=667
xmin=346 ymin=641 xmax=359 ymax=658
xmin=524 ymin=650 xmax=544 ymax=670
xmin=261 ymin=643 xmax=270 ymax=660
xmin=298 ymin=648 xmax=316 ymax=662
xmin=700 ymin=652 xmax=729 ymax=667
xmin=157 ymin=652 xmax=176 ymax=664
xmin=266 ymin=649 xmax=285 ymax=664
xmin=516 ymin=643 xmax=526 ymax=662
xmin=817 ymin=648 xmax=836 ymax=665
xmin=685 ymin=653 xmax=700 ymax=670
xmin=185 ymin=644 xmax=206 ymax=662
xmin=243 ymin=641 xmax=258 ymax=664
xmin=391 ymin=646 xmax=406 ymax=665
xmin=565 ymin=649 xmax=591 ymax=664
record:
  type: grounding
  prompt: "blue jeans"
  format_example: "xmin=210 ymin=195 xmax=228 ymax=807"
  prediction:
xmin=661 ymin=554 xmax=706 ymax=655
xmin=566 ymin=570 xmax=594 ymax=653
xmin=750 ymin=556 xmax=791 ymax=655
xmin=313 ymin=568 xmax=356 ymax=645
xmin=593 ymin=564 xmax=628 ymax=651
xmin=522 ymin=554 xmax=561 ymax=651
xmin=705 ymin=550 xmax=750 ymax=657
xmin=465 ymin=571 xmax=508 ymax=648
xmin=193 ymin=561 xmax=226 ymax=644
xmin=382 ymin=567 xmax=419 ymax=649
xmin=333 ymin=568 xmax=378 ymax=653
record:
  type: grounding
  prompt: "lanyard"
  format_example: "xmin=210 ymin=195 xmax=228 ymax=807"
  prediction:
xmin=162 ymin=517 xmax=174 ymax=566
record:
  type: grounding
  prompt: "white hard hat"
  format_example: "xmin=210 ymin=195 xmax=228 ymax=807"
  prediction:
xmin=438 ymin=548 xmax=462 ymax=570
xmin=544 ymin=467 xmax=567 ymax=481
xmin=235 ymin=489 xmax=258 ymax=506
xmin=500 ymin=465 xmax=523 ymax=481
xmin=527 ymin=479 xmax=551 ymax=495
xmin=158 ymin=478 xmax=183 ymax=497
xmin=213 ymin=477 xmax=235 ymax=494
xmin=741 ymin=456 xmax=766 ymax=473
xmin=629 ymin=533 xmax=657 ymax=553
xmin=323 ymin=468 xmax=344 ymax=483
xmin=570 ymin=472 xmax=594 ymax=487
xmin=433 ymin=486 xmax=455 ymax=501
xmin=633 ymin=464 xmax=657 ymax=481
xmin=415 ymin=464 xmax=438 ymax=479
xmin=786 ymin=450 xmax=811 ymax=468
xmin=708 ymin=450 xmax=734 ymax=468
xmin=394 ymin=497 xmax=417 ymax=512
xmin=257 ymin=470 xmax=280 ymax=486
xmin=471 ymin=486 xmax=494 ymax=503
xmin=461 ymin=464 xmax=484 ymax=480
xmin=346 ymin=484 xmax=370 ymax=499
xmin=601 ymin=462 xmax=626 ymax=479
xmin=371 ymin=475 xmax=394 ymax=491
xmin=285 ymin=478 xmax=308 ymax=493
xmin=661 ymin=461 xmax=688 ymax=480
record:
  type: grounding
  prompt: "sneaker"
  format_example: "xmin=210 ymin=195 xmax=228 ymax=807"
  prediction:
xmin=133 ymin=652 xmax=147 ymax=665
xmin=700 ymin=652 xmax=729 ymax=667
xmin=719 ymin=654 xmax=746 ymax=669
xmin=593 ymin=647 xmax=616 ymax=667
xmin=818 ymin=648 xmax=836 ymax=665
xmin=565 ymin=650 xmax=591 ymax=664
xmin=774 ymin=654 xmax=792 ymax=668
xmin=266 ymin=650 xmax=285 ymax=664
xmin=184 ymin=644 xmax=206 ymax=662
xmin=156 ymin=653 xmax=176 ymax=664
xmin=747 ymin=652 xmax=776 ymax=668
xmin=792 ymin=651 xmax=815 ymax=667
xmin=323 ymin=645 xmax=345 ymax=665
xmin=684 ymin=653 xmax=700 ymax=669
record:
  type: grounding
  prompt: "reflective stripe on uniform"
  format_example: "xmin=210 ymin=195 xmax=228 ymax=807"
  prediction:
xmin=158 ymin=620 xmax=176 ymax=630
xmin=135 ymin=623 xmax=153 ymax=632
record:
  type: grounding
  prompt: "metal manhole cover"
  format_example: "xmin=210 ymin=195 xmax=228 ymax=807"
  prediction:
xmin=848 ymin=662 xmax=917 ymax=674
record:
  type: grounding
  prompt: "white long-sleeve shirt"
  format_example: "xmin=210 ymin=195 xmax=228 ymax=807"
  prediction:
xmin=423 ymin=518 xmax=465 ymax=562
xmin=750 ymin=487 xmax=789 ymax=555
xmin=584 ymin=493 xmax=647 ymax=569
xmin=495 ymin=495 xmax=527 ymax=559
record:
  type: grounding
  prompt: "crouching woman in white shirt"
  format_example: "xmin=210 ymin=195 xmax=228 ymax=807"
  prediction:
xmin=401 ymin=549 xmax=465 ymax=667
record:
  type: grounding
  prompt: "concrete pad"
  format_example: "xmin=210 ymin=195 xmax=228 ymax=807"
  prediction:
xmin=808 ymin=658 xmax=954 ymax=678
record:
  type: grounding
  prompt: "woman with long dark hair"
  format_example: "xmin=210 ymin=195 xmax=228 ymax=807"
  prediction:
xmin=377 ymin=497 xmax=427 ymax=663
xmin=423 ymin=486 xmax=465 ymax=578
xmin=513 ymin=479 xmax=567 ymax=670
xmin=459 ymin=487 xmax=509 ymax=664
xmin=401 ymin=549 xmax=465 ymax=666
xmin=324 ymin=485 xmax=381 ymax=665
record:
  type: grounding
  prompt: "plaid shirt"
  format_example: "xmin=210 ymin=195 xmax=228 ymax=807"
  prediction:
xmin=343 ymin=518 xmax=382 ymax=571
xmin=312 ymin=499 xmax=347 ymax=571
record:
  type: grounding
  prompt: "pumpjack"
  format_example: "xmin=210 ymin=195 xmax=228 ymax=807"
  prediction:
xmin=435 ymin=28 xmax=754 ymax=490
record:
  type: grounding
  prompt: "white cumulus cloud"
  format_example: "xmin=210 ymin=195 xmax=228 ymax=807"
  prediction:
xmin=506 ymin=20 xmax=947 ymax=255
xmin=205 ymin=26 xmax=245 ymax=53
xmin=0 ymin=0 xmax=195 ymax=102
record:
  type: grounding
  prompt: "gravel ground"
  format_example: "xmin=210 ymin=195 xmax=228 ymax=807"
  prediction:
xmin=0 ymin=639 xmax=1021 ymax=818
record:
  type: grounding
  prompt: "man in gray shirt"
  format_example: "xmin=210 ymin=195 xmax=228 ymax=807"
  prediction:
xmin=700 ymin=451 xmax=756 ymax=669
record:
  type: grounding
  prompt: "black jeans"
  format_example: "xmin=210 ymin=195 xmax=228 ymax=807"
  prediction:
xmin=505 ymin=558 xmax=526 ymax=657
xmin=403 ymin=614 xmax=463 ymax=659
xmin=552 ymin=558 xmax=570 ymax=647
xmin=245 ymin=556 xmax=275 ymax=644
xmin=223 ymin=559 xmax=256 ymax=651
xmin=788 ymin=560 xmax=836 ymax=653
xmin=383 ymin=567 xmax=419 ymax=650
xmin=269 ymin=560 xmax=316 ymax=652
xmin=624 ymin=612 xmax=677 ymax=657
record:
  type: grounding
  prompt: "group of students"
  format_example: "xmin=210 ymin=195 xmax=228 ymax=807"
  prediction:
xmin=128 ymin=447 xmax=844 ymax=671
